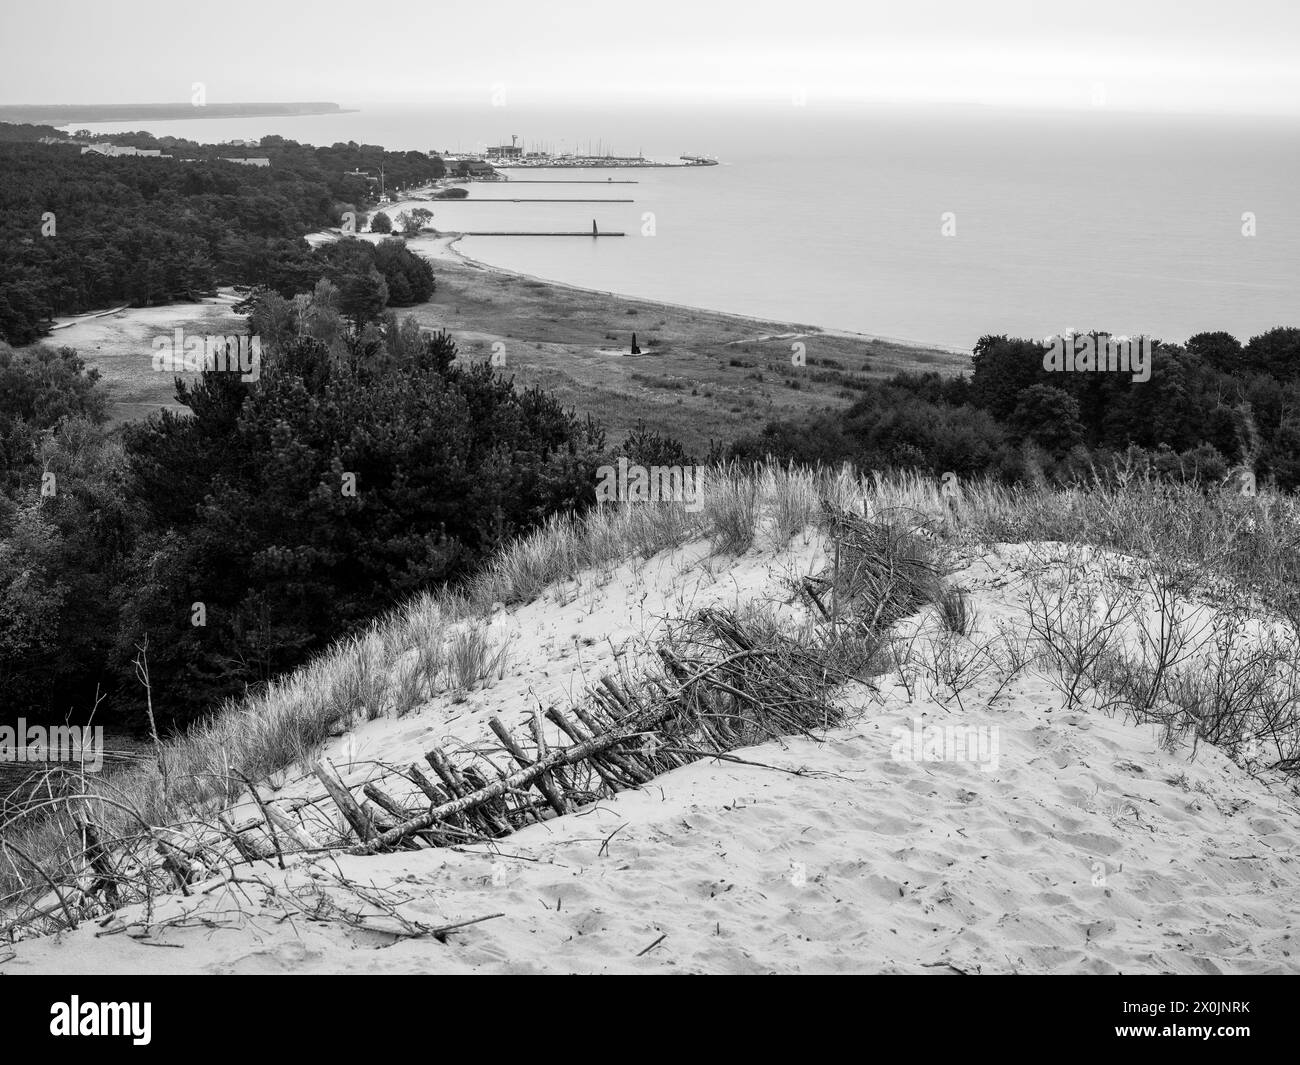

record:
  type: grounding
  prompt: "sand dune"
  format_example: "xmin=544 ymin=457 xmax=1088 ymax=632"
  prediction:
xmin=5 ymin=528 xmax=1297 ymax=975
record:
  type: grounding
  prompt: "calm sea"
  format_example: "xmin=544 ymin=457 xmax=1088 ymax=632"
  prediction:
xmin=66 ymin=103 xmax=1300 ymax=351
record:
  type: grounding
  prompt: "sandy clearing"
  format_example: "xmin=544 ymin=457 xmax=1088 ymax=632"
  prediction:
xmin=32 ymin=296 xmax=245 ymax=426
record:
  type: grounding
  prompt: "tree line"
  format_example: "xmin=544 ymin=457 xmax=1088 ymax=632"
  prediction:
xmin=731 ymin=328 xmax=1300 ymax=491
xmin=0 ymin=124 xmax=444 ymax=343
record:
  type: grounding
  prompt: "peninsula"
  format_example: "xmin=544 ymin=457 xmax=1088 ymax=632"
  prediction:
xmin=0 ymin=101 xmax=351 ymax=124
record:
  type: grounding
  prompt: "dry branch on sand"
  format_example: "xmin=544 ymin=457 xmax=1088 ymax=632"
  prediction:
xmin=1 ymin=505 xmax=936 ymax=940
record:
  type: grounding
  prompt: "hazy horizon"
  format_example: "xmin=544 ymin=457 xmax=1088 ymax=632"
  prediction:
xmin=3 ymin=0 xmax=1300 ymax=117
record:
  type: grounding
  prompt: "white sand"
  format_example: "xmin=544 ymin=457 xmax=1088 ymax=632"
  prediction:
xmin=43 ymin=294 xmax=243 ymax=351
xmin=27 ymin=294 xmax=245 ymax=424
xmin=4 ymin=534 xmax=1298 ymax=974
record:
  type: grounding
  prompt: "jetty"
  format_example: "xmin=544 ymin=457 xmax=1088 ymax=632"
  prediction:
xmin=460 ymin=231 xmax=625 ymax=237
xmin=436 ymin=198 xmax=634 ymax=203
xmin=452 ymin=218 xmax=622 ymax=237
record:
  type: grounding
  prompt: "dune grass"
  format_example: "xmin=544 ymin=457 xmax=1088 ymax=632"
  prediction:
xmin=5 ymin=460 xmax=1300 ymax=932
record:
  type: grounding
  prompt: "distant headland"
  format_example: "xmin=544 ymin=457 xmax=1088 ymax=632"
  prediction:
xmin=0 ymin=102 xmax=352 ymax=124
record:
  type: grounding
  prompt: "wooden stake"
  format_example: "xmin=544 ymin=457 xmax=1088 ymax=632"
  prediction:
xmin=406 ymin=764 xmax=449 ymax=806
xmin=549 ymin=706 xmax=647 ymax=785
xmin=426 ymin=747 xmax=512 ymax=836
xmin=572 ymin=700 xmax=667 ymax=774
xmin=489 ymin=716 xmax=567 ymax=816
xmin=313 ymin=762 xmax=376 ymax=842
xmin=155 ymin=838 xmax=194 ymax=893
xmin=364 ymin=782 xmax=416 ymax=820
xmin=531 ymin=707 xmax=575 ymax=801
xmin=355 ymin=695 xmax=683 ymax=853
xmin=217 ymin=813 xmax=268 ymax=866
xmin=78 ymin=820 xmax=120 ymax=906
xmin=262 ymin=802 xmax=319 ymax=852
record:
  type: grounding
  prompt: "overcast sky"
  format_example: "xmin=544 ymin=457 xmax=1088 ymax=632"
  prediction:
xmin=3 ymin=0 xmax=1299 ymax=115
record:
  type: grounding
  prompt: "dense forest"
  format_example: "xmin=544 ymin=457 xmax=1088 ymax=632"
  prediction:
xmin=0 ymin=281 xmax=627 ymax=728
xmin=731 ymin=328 xmax=1300 ymax=491
xmin=0 ymin=122 xmax=68 ymax=142
xmin=0 ymin=122 xmax=443 ymax=343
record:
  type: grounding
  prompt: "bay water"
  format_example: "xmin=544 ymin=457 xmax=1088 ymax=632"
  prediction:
xmin=65 ymin=102 xmax=1300 ymax=350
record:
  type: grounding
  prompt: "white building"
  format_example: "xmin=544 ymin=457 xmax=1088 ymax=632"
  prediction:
xmin=80 ymin=144 xmax=165 ymax=158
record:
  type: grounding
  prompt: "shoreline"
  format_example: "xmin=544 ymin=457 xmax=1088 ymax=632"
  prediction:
xmin=430 ymin=232 xmax=970 ymax=356
xmin=50 ymin=198 xmax=971 ymax=441
xmin=365 ymin=206 xmax=970 ymax=452
xmin=359 ymin=186 xmax=968 ymax=355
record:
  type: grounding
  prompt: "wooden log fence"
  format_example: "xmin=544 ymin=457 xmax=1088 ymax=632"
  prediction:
xmin=5 ymin=608 xmax=842 ymax=938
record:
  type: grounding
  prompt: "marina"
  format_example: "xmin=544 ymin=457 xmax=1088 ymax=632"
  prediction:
xmin=478 ymin=135 xmax=716 ymax=168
